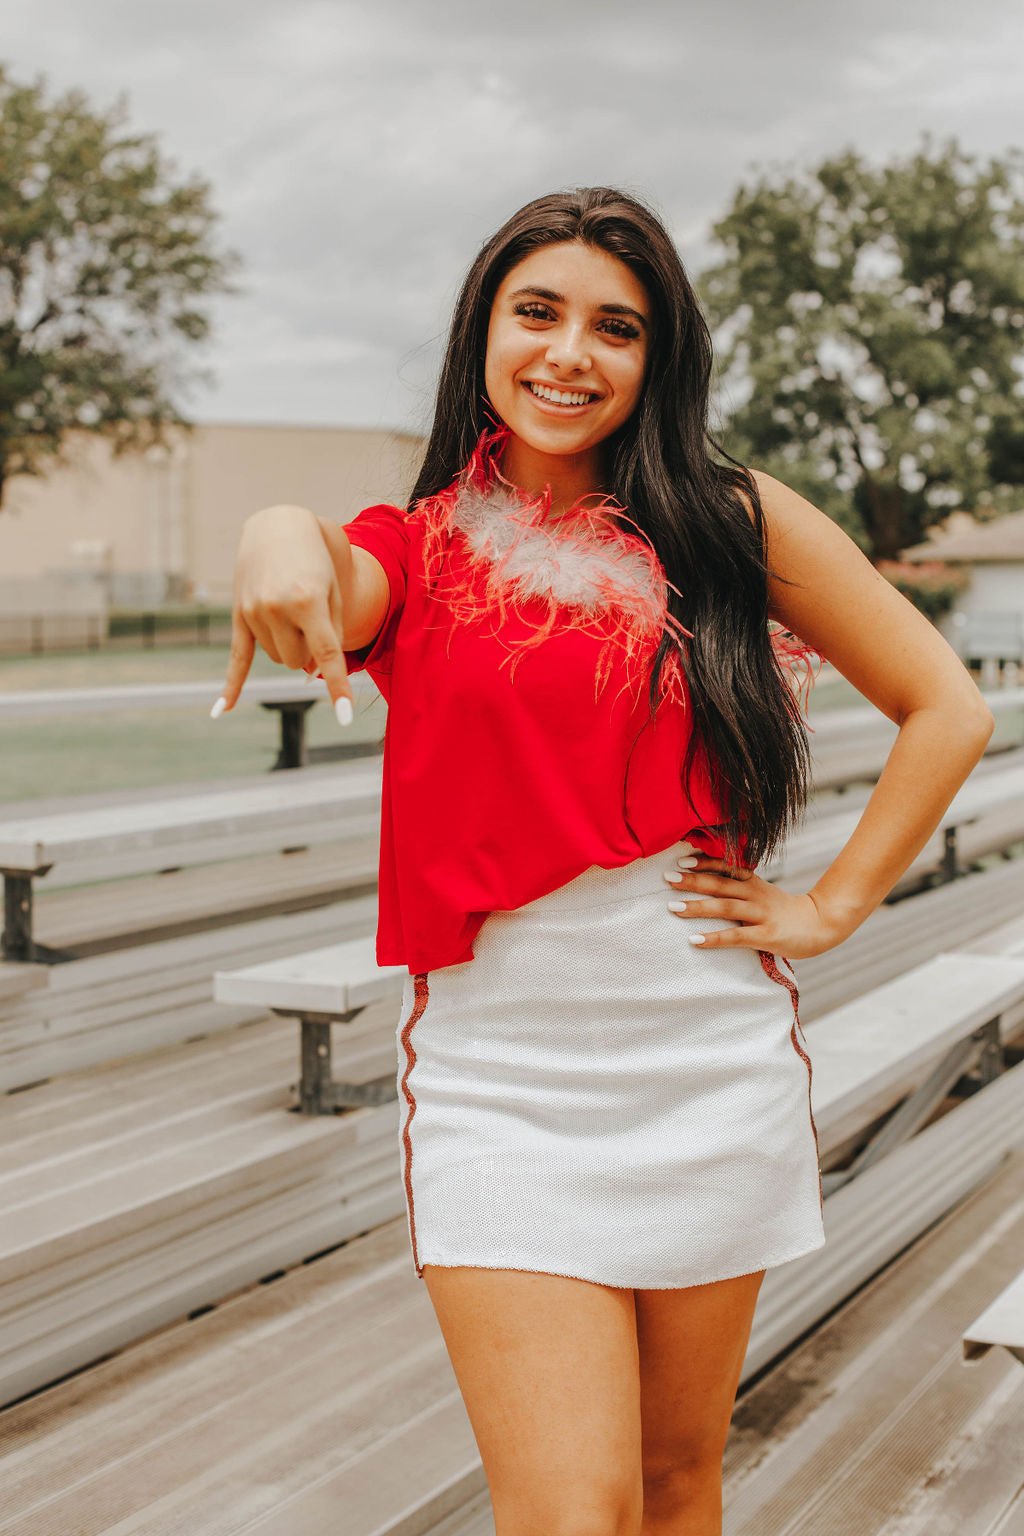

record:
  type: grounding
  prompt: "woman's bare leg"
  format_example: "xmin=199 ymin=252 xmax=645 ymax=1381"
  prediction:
xmin=422 ymin=1263 xmax=645 ymax=1536
xmin=635 ymin=1270 xmax=766 ymax=1536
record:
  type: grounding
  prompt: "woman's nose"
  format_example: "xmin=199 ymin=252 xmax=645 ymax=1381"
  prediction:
xmin=545 ymin=324 xmax=591 ymax=373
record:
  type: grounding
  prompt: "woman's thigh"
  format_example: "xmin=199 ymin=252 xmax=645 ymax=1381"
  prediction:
xmin=635 ymin=1269 xmax=765 ymax=1484
xmin=422 ymin=1263 xmax=645 ymax=1532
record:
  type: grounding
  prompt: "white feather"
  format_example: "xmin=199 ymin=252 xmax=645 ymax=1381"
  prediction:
xmin=451 ymin=481 xmax=658 ymax=612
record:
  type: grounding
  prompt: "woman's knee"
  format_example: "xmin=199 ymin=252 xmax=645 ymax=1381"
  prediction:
xmin=492 ymin=1474 xmax=642 ymax=1536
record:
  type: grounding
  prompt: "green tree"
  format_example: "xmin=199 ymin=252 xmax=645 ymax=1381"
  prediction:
xmin=698 ymin=133 xmax=1024 ymax=561
xmin=0 ymin=64 xmax=240 ymax=506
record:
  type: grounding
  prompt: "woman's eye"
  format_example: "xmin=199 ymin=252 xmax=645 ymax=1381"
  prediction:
xmin=600 ymin=318 xmax=640 ymax=340
xmin=510 ymin=303 xmax=641 ymax=340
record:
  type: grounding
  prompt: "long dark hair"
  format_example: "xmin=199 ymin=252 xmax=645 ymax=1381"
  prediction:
xmin=408 ymin=186 xmax=813 ymax=870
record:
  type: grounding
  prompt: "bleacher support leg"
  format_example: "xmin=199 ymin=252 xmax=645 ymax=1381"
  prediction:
xmin=262 ymin=700 xmax=316 ymax=770
xmin=299 ymin=1017 xmax=334 ymax=1114
xmin=290 ymin=1009 xmax=399 ymax=1114
xmin=941 ymin=826 xmax=960 ymax=882
xmin=823 ymin=1016 xmax=1005 ymax=1193
xmin=279 ymin=707 xmax=308 ymax=770
xmin=973 ymin=1018 xmax=1004 ymax=1087
xmin=2 ymin=873 xmax=33 ymax=963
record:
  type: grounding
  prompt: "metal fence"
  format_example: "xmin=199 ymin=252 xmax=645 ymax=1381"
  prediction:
xmin=0 ymin=609 xmax=233 ymax=656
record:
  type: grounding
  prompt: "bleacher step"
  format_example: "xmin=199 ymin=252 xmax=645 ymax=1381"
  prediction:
xmin=0 ymin=893 xmax=379 ymax=1091
xmin=33 ymin=834 xmax=379 ymax=953
xmin=727 ymin=1149 xmax=1024 ymax=1535
xmin=4 ymin=1150 xmax=1023 ymax=1534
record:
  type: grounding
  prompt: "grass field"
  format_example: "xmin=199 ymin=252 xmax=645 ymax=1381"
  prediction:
xmin=0 ymin=644 xmax=388 ymax=803
xmin=0 ymin=645 xmax=865 ymax=806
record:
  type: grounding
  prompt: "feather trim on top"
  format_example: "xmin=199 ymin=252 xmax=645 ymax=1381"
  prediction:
xmin=769 ymin=623 xmax=825 ymax=730
xmin=411 ymin=421 xmax=825 ymax=721
xmin=414 ymin=422 xmax=694 ymax=709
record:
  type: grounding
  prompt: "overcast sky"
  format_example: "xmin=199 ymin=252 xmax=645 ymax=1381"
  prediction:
xmin=3 ymin=0 xmax=1022 ymax=434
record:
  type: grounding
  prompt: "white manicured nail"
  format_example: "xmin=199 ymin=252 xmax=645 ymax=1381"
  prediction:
xmin=668 ymin=900 xmax=689 ymax=912
xmin=335 ymin=695 xmax=353 ymax=727
xmin=663 ymin=870 xmax=684 ymax=885
xmin=689 ymin=933 xmax=706 ymax=945
xmin=677 ymin=855 xmax=698 ymax=868
xmin=210 ymin=696 xmax=227 ymax=720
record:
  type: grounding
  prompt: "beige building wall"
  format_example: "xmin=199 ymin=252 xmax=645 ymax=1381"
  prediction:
xmin=0 ymin=422 xmax=425 ymax=606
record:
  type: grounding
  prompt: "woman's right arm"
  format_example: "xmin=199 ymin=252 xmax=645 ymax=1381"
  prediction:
xmin=216 ymin=504 xmax=391 ymax=722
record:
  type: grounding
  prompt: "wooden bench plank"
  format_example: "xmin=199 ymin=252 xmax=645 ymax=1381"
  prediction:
xmin=0 ymin=1218 xmax=410 ymax=1465
xmin=4 ymin=1128 xmax=1021 ymax=1534
xmin=0 ymin=1013 xmax=395 ymax=1180
xmin=0 ymin=1220 xmax=482 ymax=1536
xmin=0 ymin=759 xmax=383 ymax=872
xmin=240 ymin=1393 xmax=483 ymax=1536
xmin=0 ymin=895 xmax=380 ymax=1091
xmin=807 ymin=953 xmax=1024 ymax=1154
xmin=726 ymin=1148 xmax=1024 ymax=1535
xmin=33 ymin=836 xmax=379 ymax=951
xmin=963 ymin=1271 xmax=1024 ymax=1364
xmin=794 ymin=857 xmax=1024 ymax=1030
xmin=0 ymin=1127 xmax=402 ymax=1407
xmin=776 ymin=757 xmax=1024 ymax=889
xmin=214 ymin=939 xmax=405 ymax=1014
xmin=0 ymin=1081 xmax=1019 ymax=1523
xmin=0 ymin=673 xmax=374 ymax=719
xmin=0 ymin=1120 xmax=405 ymax=1408
xmin=0 ymin=1100 xmax=388 ymax=1285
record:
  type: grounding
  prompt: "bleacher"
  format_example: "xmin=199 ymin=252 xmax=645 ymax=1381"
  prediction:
xmin=2 ymin=686 xmax=1024 ymax=1534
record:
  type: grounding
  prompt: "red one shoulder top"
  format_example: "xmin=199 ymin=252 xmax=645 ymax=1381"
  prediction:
xmin=339 ymin=425 xmax=819 ymax=976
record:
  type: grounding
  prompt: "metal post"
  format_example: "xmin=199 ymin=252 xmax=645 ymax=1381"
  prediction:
xmin=2 ymin=874 xmax=33 ymax=963
xmin=299 ymin=1018 xmax=333 ymax=1114
xmin=941 ymin=825 xmax=959 ymax=883
xmin=972 ymin=1017 xmax=1004 ymax=1087
xmin=280 ymin=705 xmax=308 ymax=769
xmin=263 ymin=700 xmax=316 ymax=770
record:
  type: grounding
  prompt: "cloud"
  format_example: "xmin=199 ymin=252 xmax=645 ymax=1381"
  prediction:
xmin=2 ymin=0 xmax=1022 ymax=428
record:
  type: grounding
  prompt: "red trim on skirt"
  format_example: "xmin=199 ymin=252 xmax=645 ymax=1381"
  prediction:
xmin=758 ymin=950 xmax=824 ymax=1215
xmin=400 ymin=972 xmax=431 ymax=1277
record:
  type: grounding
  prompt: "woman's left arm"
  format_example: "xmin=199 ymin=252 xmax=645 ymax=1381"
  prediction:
xmin=671 ymin=470 xmax=996 ymax=957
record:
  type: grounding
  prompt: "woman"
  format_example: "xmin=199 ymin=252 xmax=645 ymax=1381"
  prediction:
xmin=217 ymin=187 xmax=993 ymax=1535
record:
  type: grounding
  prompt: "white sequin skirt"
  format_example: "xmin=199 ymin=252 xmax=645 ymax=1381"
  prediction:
xmin=394 ymin=839 xmax=826 ymax=1289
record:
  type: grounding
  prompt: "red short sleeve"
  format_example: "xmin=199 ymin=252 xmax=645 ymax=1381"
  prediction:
xmin=341 ymin=503 xmax=410 ymax=683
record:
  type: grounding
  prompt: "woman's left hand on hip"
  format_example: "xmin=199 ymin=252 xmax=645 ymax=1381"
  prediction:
xmin=664 ymin=854 xmax=845 ymax=959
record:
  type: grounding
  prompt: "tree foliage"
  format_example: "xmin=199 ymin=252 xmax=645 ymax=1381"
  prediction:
xmin=698 ymin=133 xmax=1024 ymax=561
xmin=0 ymin=63 xmax=240 ymax=505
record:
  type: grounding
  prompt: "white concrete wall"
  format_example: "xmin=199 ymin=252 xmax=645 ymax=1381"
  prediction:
xmin=0 ymin=422 xmax=424 ymax=606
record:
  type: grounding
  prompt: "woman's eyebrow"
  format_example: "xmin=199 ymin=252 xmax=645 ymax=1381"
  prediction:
xmin=507 ymin=285 xmax=649 ymax=332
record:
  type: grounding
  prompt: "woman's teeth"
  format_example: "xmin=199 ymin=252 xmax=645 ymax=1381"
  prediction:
xmin=526 ymin=382 xmax=597 ymax=407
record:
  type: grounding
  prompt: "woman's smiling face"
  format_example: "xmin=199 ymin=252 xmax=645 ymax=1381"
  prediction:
xmin=484 ymin=241 xmax=652 ymax=471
